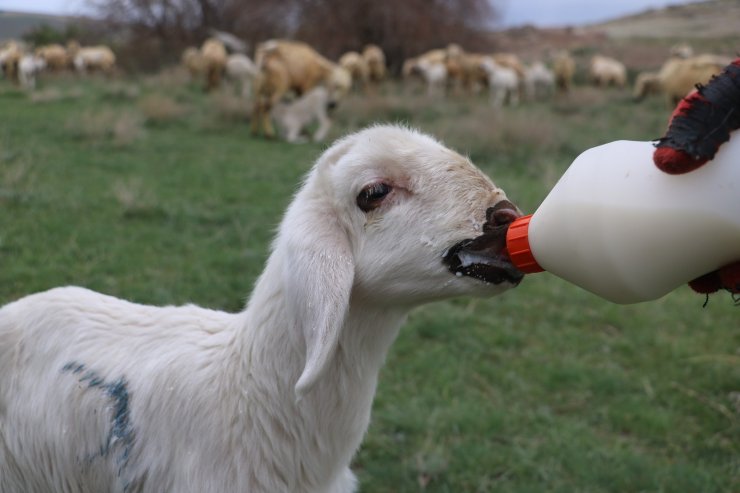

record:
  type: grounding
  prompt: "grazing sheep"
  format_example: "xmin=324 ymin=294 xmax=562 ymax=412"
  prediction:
xmin=552 ymin=50 xmax=576 ymax=93
xmin=481 ymin=57 xmax=519 ymax=107
xmin=632 ymin=71 xmax=662 ymax=100
xmin=251 ymin=39 xmax=351 ymax=138
xmin=272 ymin=86 xmax=332 ymax=143
xmin=0 ymin=41 xmax=23 ymax=84
xmin=18 ymin=54 xmax=46 ymax=89
xmin=225 ymin=53 xmax=259 ymax=98
xmin=338 ymin=51 xmax=369 ymax=91
xmin=653 ymin=54 xmax=729 ymax=104
xmin=73 ymin=45 xmax=116 ymax=74
xmin=362 ymin=44 xmax=386 ymax=83
xmin=200 ymin=38 xmax=228 ymax=91
xmin=442 ymin=43 xmax=473 ymax=94
xmin=403 ymin=56 xmax=447 ymax=97
xmin=524 ymin=61 xmax=555 ymax=100
xmin=0 ymin=124 xmax=523 ymax=493
xmin=588 ymin=55 xmax=627 ymax=88
xmin=402 ymin=49 xmax=446 ymax=92
xmin=34 ymin=44 xmax=69 ymax=71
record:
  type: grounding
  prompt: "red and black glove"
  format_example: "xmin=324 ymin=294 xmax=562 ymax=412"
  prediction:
xmin=653 ymin=58 xmax=740 ymax=297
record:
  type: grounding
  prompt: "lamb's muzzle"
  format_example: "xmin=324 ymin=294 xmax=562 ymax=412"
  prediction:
xmin=443 ymin=200 xmax=525 ymax=285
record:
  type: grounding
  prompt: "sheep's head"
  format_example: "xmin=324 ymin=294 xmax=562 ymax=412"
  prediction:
xmin=289 ymin=125 xmax=523 ymax=305
xmin=281 ymin=125 xmax=524 ymax=395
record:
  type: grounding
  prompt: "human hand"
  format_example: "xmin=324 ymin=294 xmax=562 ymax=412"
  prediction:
xmin=653 ymin=58 xmax=740 ymax=298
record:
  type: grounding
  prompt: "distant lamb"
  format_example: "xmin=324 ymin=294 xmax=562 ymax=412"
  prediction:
xmin=272 ymin=86 xmax=333 ymax=143
xmin=0 ymin=125 xmax=523 ymax=493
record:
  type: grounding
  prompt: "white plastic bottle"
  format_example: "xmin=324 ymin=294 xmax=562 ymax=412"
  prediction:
xmin=506 ymin=137 xmax=740 ymax=304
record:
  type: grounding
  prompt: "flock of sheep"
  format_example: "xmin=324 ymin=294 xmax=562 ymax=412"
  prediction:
xmin=0 ymin=40 xmax=115 ymax=89
xmin=178 ymin=36 xmax=733 ymax=143
xmin=1 ymin=34 xmax=733 ymax=144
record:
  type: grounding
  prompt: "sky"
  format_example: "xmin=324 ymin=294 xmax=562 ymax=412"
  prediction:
xmin=0 ymin=0 xmax=702 ymax=27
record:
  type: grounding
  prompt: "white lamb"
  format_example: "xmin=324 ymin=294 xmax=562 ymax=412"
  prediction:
xmin=18 ymin=54 xmax=46 ymax=89
xmin=0 ymin=125 xmax=524 ymax=493
xmin=271 ymin=85 xmax=333 ymax=143
xmin=415 ymin=59 xmax=448 ymax=97
xmin=524 ymin=61 xmax=554 ymax=101
xmin=225 ymin=53 xmax=259 ymax=98
xmin=481 ymin=57 xmax=520 ymax=107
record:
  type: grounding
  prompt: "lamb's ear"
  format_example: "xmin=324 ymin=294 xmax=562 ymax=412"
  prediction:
xmin=286 ymin=210 xmax=354 ymax=399
xmin=286 ymin=137 xmax=357 ymax=399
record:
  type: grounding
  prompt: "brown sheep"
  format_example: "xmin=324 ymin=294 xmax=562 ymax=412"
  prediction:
xmin=251 ymin=40 xmax=352 ymax=139
xmin=0 ymin=41 xmax=23 ymax=85
xmin=632 ymin=71 xmax=662 ymax=100
xmin=362 ymin=44 xmax=386 ymax=83
xmin=201 ymin=38 xmax=227 ymax=91
xmin=181 ymin=46 xmax=205 ymax=82
xmin=552 ymin=50 xmax=576 ymax=93
xmin=589 ymin=55 xmax=627 ymax=88
xmin=338 ymin=51 xmax=369 ymax=90
xmin=655 ymin=54 xmax=730 ymax=105
xmin=34 ymin=44 xmax=69 ymax=71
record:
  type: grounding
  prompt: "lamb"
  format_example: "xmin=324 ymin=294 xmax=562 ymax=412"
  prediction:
xmin=402 ymin=49 xmax=448 ymax=96
xmin=588 ymin=55 xmax=627 ymax=88
xmin=225 ymin=53 xmax=259 ymax=98
xmin=271 ymin=86 xmax=332 ymax=143
xmin=0 ymin=124 xmax=524 ymax=493
xmin=18 ymin=54 xmax=46 ymax=89
xmin=481 ymin=57 xmax=519 ymax=107
xmin=251 ymin=39 xmax=352 ymax=138
xmin=524 ymin=61 xmax=555 ymax=100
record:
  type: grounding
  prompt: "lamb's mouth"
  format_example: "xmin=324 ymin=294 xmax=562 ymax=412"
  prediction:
xmin=442 ymin=200 xmax=525 ymax=285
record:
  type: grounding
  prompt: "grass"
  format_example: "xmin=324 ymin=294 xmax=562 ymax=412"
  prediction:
xmin=1 ymin=75 xmax=738 ymax=492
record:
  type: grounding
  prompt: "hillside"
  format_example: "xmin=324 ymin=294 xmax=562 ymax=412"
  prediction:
xmin=589 ymin=0 xmax=740 ymax=39
xmin=0 ymin=11 xmax=73 ymax=42
xmin=489 ymin=0 xmax=738 ymax=69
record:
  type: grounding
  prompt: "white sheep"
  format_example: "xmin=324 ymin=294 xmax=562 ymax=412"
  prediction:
xmin=18 ymin=54 xmax=46 ymax=89
xmin=588 ymin=55 xmax=627 ymax=88
xmin=272 ymin=85 xmax=332 ymax=143
xmin=481 ymin=57 xmax=519 ymax=107
xmin=0 ymin=125 xmax=523 ymax=493
xmin=225 ymin=53 xmax=259 ymax=98
xmin=73 ymin=45 xmax=116 ymax=74
xmin=410 ymin=58 xmax=448 ymax=97
xmin=524 ymin=61 xmax=555 ymax=100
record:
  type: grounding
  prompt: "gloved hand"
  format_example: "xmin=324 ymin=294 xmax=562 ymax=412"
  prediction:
xmin=653 ymin=58 xmax=740 ymax=297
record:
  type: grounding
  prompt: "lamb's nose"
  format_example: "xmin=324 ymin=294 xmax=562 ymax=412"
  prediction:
xmin=486 ymin=200 xmax=521 ymax=227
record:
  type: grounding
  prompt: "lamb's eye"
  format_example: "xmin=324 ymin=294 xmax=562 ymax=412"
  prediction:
xmin=357 ymin=183 xmax=392 ymax=212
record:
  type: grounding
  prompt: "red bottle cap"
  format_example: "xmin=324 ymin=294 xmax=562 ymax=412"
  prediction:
xmin=506 ymin=214 xmax=544 ymax=274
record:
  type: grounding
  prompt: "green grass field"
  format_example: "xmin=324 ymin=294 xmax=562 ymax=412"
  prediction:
xmin=1 ymin=74 xmax=738 ymax=492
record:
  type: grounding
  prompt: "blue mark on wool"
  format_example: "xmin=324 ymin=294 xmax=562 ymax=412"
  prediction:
xmin=61 ymin=361 xmax=136 ymax=491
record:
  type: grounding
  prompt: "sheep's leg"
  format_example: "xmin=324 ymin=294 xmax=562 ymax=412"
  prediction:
xmin=510 ymin=87 xmax=519 ymax=106
xmin=313 ymin=110 xmax=331 ymax=143
xmin=250 ymin=99 xmax=263 ymax=136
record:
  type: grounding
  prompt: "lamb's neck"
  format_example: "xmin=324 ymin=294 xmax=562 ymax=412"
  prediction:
xmin=240 ymin=256 xmax=409 ymax=396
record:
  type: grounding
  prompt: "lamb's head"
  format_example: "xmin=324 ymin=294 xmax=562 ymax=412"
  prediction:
xmin=277 ymin=125 xmax=524 ymax=395
xmin=280 ymin=125 xmax=523 ymax=305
